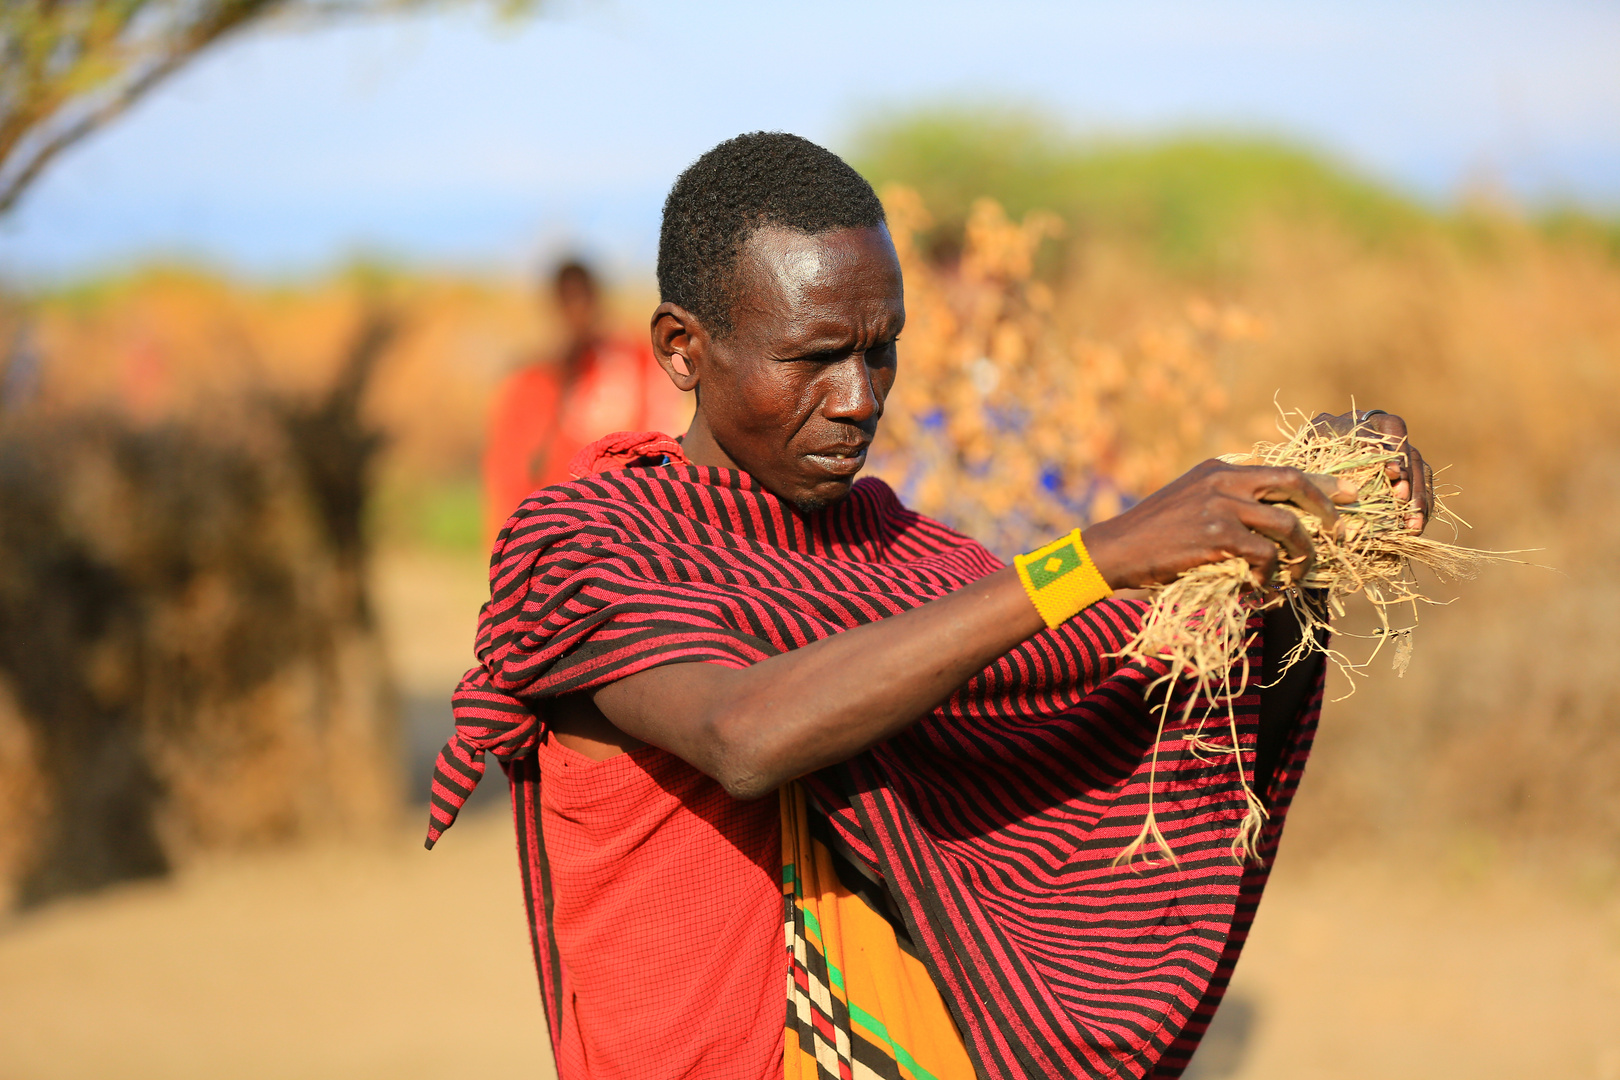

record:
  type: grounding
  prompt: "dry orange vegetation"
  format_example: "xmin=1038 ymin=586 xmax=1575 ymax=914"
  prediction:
xmin=876 ymin=187 xmax=1249 ymax=553
xmin=27 ymin=270 xmax=537 ymax=482
xmin=880 ymin=184 xmax=1620 ymax=858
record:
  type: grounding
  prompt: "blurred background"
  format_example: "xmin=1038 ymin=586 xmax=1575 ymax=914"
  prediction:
xmin=1 ymin=1 xmax=1617 ymax=1078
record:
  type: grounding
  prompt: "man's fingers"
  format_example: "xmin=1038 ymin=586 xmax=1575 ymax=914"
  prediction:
xmin=1359 ymin=413 xmax=1431 ymax=531
xmin=1239 ymin=465 xmax=1342 ymax=528
xmin=1220 ymin=529 xmax=1286 ymax=589
xmin=1310 ymin=411 xmax=1353 ymax=438
xmin=1307 ymin=472 xmax=1360 ymax=505
xmin=1407 ymin=449 xmax=1433 ymax=532
xmin=1360 ymin=411 xmax=1412 ymax=488
xmin=1349 ymin=411 xmax=1431 ymax=527
xmin=1236 ymin=500 xmax=1316 ymax=583
xmin=1402 ymin=443 xmax=1420 ymax=530
xmin=1362 ymin=411 xmax=1409 ymax=442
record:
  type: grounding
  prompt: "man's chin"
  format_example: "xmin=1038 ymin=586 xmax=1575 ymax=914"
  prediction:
xmin=785 ymin=479 xmax=855 ymax=515
xmin=741 ymin=460 xmax=862 ymax=514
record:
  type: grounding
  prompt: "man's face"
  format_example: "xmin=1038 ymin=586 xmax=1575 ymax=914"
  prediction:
xmin=684 ymin=224 xmax=904 ymax=512
xmin=556 ymin=276 xmax=599 ymax=344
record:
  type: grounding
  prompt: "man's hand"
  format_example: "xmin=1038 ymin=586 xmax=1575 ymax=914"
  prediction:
xmin=1082 ymin=460 xmax=1354 ymax=591
xmin=1309 ymin=409 xmax=1433 ymax=533
xmin=1083 ymin=408 xmax=1432 ymax=592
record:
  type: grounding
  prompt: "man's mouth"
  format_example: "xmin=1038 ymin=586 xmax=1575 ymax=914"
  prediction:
xmin=803 ymin=445 xmax=869 ymax=477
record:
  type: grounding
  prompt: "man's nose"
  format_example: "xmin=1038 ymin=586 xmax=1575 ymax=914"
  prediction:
xmin=822 ymin=354 xmax=882 ymax=425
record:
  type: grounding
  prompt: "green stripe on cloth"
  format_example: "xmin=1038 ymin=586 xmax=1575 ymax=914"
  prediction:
xmin=809 ymin=930 xmax=942 ymax=1080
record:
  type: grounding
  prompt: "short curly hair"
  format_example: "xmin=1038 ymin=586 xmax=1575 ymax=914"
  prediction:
xmin=657 ymin=132 xmax=887 ymax=337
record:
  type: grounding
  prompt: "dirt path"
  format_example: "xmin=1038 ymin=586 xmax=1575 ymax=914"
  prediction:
xmin=3 ymin=816 xmax=1616 ymax=1079
xmin=1205 ymin=854 xmax=1620 ymax=1080
xmin=0 ymin=813 xmax=551 ymax=1080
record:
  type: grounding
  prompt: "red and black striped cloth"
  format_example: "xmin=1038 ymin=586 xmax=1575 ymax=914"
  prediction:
xmin=428 ymin=431 xmax=1321 ymax=1080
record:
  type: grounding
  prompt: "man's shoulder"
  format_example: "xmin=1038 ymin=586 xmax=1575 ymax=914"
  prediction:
xmin=500 ymin=463 xmax=686 ymax=537
xmin=842 ymin=477 xmax=1003 ymax=564
xmin=847 ymin=475 xmax=941 ymax=528
xmin=846 ymin=474 xmax=903 ymax=513
xmin=491 ymin=481 xmax=644 ymax=567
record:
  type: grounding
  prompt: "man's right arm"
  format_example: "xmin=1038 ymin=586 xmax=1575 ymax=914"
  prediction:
xmin=577 ymin=461 xmax=1347 ymax=799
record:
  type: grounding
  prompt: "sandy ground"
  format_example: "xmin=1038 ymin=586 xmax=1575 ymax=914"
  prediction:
xmin=3 ymin=548 xmax=1616 ymax=1079
xmin=0 ymin=813 xmax=550 ymax=1080
xmin=2 ymin=819 xmax=1616 ymax=1080
xmin=1208 ymin=856 xmax=1620 ymax=1080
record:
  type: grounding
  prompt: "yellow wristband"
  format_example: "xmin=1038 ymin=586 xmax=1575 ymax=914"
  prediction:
xmin=1013 ymin=528 xmax=1113 ymax=629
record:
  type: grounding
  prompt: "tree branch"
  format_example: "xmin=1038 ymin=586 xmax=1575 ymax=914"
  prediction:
xmin=0 ymin=2 xmax=286 ymax=214
xmin=0 ymin=0 xmax=533 ymax=217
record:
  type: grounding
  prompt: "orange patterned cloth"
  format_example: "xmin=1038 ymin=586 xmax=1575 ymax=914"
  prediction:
xmin=783 ymin=783 xmax=976 ymax=1080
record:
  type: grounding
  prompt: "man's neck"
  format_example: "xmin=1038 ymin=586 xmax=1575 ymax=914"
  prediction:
xmin=562 ymin=334 xmax=600 ymax=372
xmin=679 ymin=411 xmax=741 ymax=471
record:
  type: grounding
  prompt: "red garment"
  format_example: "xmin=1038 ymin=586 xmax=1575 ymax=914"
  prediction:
xmin=430 ymin=431 xmax=1325 ymax=1080
xmin=535 ymin=734 xmax=784 ymax=1080
xmin=482 ymin=339 xmax=688 ymax=543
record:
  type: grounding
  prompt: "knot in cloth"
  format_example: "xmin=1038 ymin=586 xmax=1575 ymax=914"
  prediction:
xmin=424 ymin=666 xmax=540 ymax=848
xmin=425 ymin=431 xmax=689 ymax=849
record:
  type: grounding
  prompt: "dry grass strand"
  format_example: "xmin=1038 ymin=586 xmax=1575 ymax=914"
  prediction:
xmin=1114 ymin=406 xmax=1527 ymax=868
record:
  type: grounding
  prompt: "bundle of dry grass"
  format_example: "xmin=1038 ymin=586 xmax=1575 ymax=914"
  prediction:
xmin=1116 ymin=408 xmax=1522 ymax=868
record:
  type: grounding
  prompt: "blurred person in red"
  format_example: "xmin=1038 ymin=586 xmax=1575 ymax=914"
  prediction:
xmin=482 ymin=259 xmax=689 ymax=543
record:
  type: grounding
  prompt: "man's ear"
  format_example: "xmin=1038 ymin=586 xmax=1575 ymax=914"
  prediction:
xmin=651 ymin=302 xmax=703 ymax=392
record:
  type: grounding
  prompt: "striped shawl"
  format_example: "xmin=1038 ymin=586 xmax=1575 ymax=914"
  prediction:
xmin=427 ymin=432 xmax=1321 ymax=1080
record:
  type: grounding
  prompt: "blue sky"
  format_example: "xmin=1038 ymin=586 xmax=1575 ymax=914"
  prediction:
xmin=2 ymin=0 xmax=1616 ymax=281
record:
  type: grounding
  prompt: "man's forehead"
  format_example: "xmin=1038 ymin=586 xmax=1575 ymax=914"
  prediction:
xmin=738 ymin=225 xmax=902 ymax=314
xmin=761 ymin=231 xmax=831 ymax=286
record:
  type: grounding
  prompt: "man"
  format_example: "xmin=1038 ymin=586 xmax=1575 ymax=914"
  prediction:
xmin=481 ymin=259 xmax=689 ymax=544
xmin=430 ymin=133 xmax=1431 ymax=1080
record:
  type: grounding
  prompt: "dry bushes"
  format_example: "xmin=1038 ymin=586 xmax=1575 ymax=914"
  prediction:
xmin=0 ymin=269 xmax=634 ymax=908
xmin=0 ymin=312 xmax=400 ymax=909
xmin=27 ymin=269 xmax=535 ymax=487
xmin=25 ymin=268 xmax=578 ymax=552
xmin=874 ymin=187 xmax=1252 ymax=557
xmin=874 ymin=179 xmax=1620 ymax=858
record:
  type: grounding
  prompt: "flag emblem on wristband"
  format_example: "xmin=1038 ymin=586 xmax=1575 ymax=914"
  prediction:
xmin=1029 ymin=543 xmax=1083 ymax=589
xmin=1014 ymin=528 xmax=1112 ymax=628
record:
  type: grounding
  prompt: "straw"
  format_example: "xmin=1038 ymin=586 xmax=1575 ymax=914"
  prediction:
xmin=1113 ymin=406 xmax=1524 ymax=868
